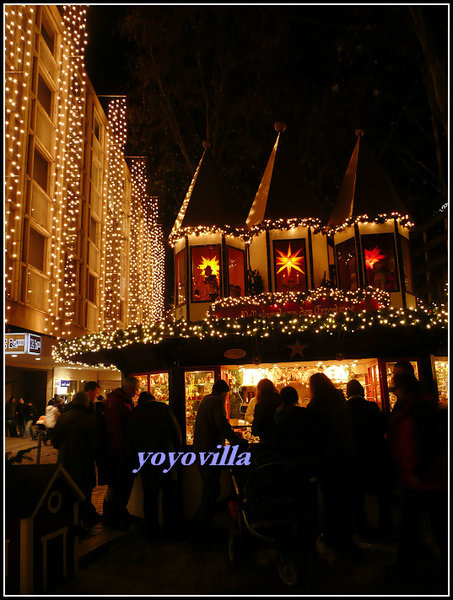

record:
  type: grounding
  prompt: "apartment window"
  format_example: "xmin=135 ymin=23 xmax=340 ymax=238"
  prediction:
xmin=41 ymin=18 xmax=55 ymax=55
xmin=29 ymin=227 xmax=46 ymax=272
xmin=33 ymin=148 xmax=49 ymax=193
xmin=87 ymin=272 xmax=98 ymax=305
xmin=91 ymin=160 xmax=100 ymax=190
xmin=89 ymin=216 xmax=99 ymax=245
xmin=93 ymin=114 xmax=101 ymax=141
xmin=37 ymin=74 xmax=52 ymax=116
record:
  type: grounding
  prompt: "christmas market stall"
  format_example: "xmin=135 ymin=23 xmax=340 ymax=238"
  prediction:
xmin=53 ymin=126 xmax=448 ymax=451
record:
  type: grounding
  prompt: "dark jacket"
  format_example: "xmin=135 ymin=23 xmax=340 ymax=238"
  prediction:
xmin=104 ymin=387 xmax=134 ymax=460
xmin=347 ymin=395 xmax=392 ymax=490
xmin=251 ymin=392 xmax=281 ymax=445
xmin=307 ymin=389 xmax=356 ymax=477
xmin=193 ymin=393 xmax=248 ymax=453
xmin=52 ymin=404 xmax=101 ymax=495
xmin=24 ymin=403 xmax=37 ymax=423
xmin=126 ymin=400 xmax=182 ymax=477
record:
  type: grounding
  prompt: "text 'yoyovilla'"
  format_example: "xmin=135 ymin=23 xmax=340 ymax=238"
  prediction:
xmin=132 ymin=445 xmax=251 ymax=474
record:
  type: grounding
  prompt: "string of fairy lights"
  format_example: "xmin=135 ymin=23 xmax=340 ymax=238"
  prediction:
xmin=5 ymin=5 xmax=34 ymax=314
xmin=129 ymin=159 xmax=165 ymax=325
xmin=60 ymin=5 xmax=89 ymax=338
xmin=5 ymin=6 xmax=164 ymax=341
xmin=52 ymin=292 xmax=447 ymax=365
xmin=168 ymin=214 xmax=414 ymax=248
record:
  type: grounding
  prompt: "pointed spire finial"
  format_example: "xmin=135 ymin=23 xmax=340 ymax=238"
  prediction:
xmin=355 ymin=129 xmax=364 ymax=137
xmin=202 ymin=140 xmax=211 ymax=149
xmin=274 ymin=121 xmax=287 ymax=133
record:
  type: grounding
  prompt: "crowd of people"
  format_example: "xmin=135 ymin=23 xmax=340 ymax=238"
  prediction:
xmin=6 ymin=364 xmax=447 ymax=580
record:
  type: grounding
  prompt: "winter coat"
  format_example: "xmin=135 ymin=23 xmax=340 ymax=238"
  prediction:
xmin=126 ymin=400 xmax=182 ymax=481
xmin=103 ymin=387 xmax=134 ymax=460
xmin=193 ymin=393 xmax=248 ymax=453
xmin=52 ymin=404 xmax=101 ymax=495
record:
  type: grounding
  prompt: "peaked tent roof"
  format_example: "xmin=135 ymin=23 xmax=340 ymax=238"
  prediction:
xmin=246 ymin=123 xmax=323 ymax=228
xmin=169 ymin=142 xmax=242 ymax=240
xmin=328 ymin=130 xmax=409 ymax=227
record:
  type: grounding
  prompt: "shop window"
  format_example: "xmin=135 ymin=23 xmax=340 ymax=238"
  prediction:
xmin=336 ymin=238 xmax=358 ymax=291
xmin=33 ymin=148 xmax=49 ymax=193
xmin=175 ymin=249 xmax=186 ymax=306
xmin=361 ymin=233 xmax=398 ymax=292
xmin=273 ymin=238 xmax=307 ymax=292
xmin=37 ymin=74 xmax=52 ymax=117
xmin=227 ymin=246 xmax=245 ymax=298
xmin=191 ymin=245 xmax=221 ymax=303
xmin=434 ymin=360 xmax=448 ymax=405
xmin=28 ymin=227 xmax=46 ymax=272
xmin=185 ymin=370 xmax=215 ymax=444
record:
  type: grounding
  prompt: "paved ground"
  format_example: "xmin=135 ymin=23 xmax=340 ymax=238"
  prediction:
xmin=5 ymin=436 xmax=449 ymax=596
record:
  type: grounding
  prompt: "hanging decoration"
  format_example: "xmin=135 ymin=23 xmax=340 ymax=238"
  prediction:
xmin=275 ymin=243 xmax=305 ymax=276
xmin=365 ymin=246 xmax=386 ymax=270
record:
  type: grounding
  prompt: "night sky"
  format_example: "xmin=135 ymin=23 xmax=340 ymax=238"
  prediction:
xmin=85 ymin=5 xmax=131 ymax=94
xmin=84 ymin=5 xmax=448 ymax=226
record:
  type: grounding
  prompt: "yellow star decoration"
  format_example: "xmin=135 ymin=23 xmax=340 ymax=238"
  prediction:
xmin=287 ymin=339 xmax=308 ymax=358
xmin=198 ymin=255 xmax=220 ymax=277
xmin=276 ymin=243 xmax=305 ymax=276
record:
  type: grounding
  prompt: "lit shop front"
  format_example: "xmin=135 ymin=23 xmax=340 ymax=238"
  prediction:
xmin=53 ymin=285 xmax=447 ymax=447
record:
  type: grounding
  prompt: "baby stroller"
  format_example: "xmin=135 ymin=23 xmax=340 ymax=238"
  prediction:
xmin=228 ymin=443 xmax=318 ymax=586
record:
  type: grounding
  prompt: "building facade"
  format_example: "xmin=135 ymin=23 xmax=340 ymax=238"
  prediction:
xmin=4 ymin=5 xmax=164 ymax=412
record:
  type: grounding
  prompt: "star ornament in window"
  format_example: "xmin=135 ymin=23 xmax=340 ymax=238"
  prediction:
xmin=365 ymin=246 xmax=386 ymax=270
xmin=276 ymin=243 xmax=305 ymax=276
xmin=198 ymin=256 xmax=220 ymax=277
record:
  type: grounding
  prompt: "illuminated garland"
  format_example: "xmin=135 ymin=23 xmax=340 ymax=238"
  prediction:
xmin=52 ymin=297 xmax=447 ymax=365
xmin=168 ymin=214 xmax=413 ymax=248
xmin=325 ymin=213 xmax=415 ymax=234
xmin=207 ymin=287 xmax=390 ymax=316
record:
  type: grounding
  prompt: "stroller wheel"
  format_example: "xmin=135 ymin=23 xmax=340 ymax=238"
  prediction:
xmin=228 ymin=521 xmax=242 ymax=565
xmin=277 ymin=549 xmax=298 ymax=586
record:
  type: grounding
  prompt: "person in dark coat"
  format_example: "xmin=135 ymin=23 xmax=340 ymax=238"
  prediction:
xmin=307 ymin=373 xmax=357 ymax=553
xmin=193 ymin=379 xmax=248 ymax=547
xmin=102 ymin=376 xmax=140 ymax=529
xmin=389 ymin=371 xmax=448 ymax=578
xmin=14 ymin=397 xmax=26 ymax=437
xmin=346 ymin=379 xmax=393 ymax=538
xmin=6 ymin=397 xmax=17 ymax=437
xmin=126 ymin=392 xmax=183 ymax=539
xmin=23 ymin=401 xmax=38 ymax=439
xmin=274 ymin=386 xmax=320 ymax=547
xmin=52 ymin=391 xmax=102 ymax=527
xmin=251 ymin=378 xmax=282 ymax=445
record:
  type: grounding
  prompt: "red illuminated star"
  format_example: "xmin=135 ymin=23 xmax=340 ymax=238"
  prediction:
xmin=365 ymin=246 xmax=386 ymax=270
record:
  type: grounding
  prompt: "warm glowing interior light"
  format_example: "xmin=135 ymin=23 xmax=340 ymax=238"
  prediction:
xmin=276 ymin=243 xmax=305 ymax=276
